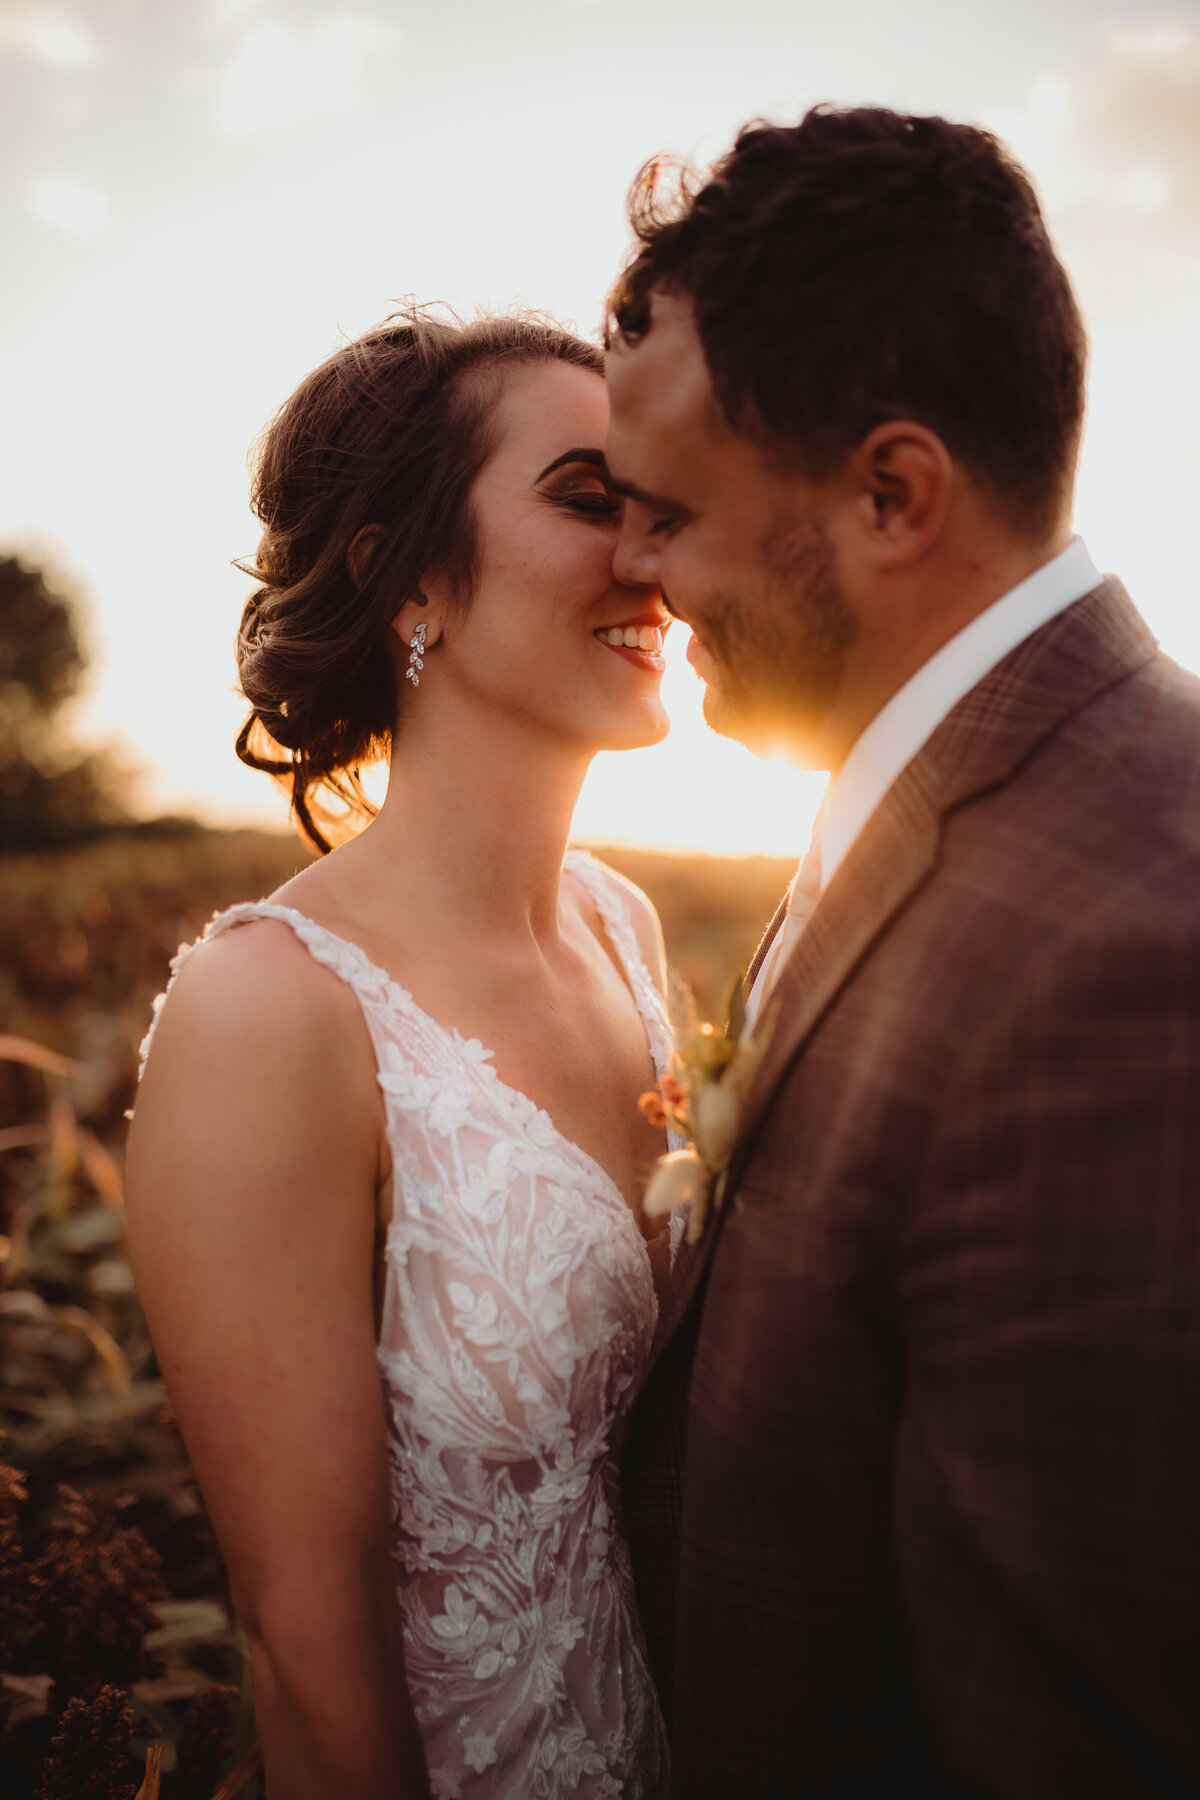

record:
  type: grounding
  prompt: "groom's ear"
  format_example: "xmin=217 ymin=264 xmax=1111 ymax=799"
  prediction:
xmin=849 ymin=422 xmax=953 ymax=569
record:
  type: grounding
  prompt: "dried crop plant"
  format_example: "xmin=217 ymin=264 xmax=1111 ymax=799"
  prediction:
xmin=0 ymin=1037 xmax=253 ymax=1799
xmin=33 ymin=1684 xmax=138 ymax=1800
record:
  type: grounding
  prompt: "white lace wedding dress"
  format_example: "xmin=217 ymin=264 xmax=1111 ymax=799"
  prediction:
xmin=141 ymin=850 xmax=671 ymax=1799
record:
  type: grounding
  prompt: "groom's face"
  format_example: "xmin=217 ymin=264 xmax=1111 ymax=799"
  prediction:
xmin=607 ymin=291 xmax=858 ymax=764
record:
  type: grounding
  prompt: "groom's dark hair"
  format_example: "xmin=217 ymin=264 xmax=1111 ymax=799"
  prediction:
xmin=607 ymin=107 xmax=1087 ymax=534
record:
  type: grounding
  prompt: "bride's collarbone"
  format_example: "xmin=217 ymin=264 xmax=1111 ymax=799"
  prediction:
xmin=439 ymin=966 xmax=663 ymax=1210
xmin=255 ymin=879 xmax=665 ymax=1204
xmin=473 ymin=963 xmax=651 ymax=1089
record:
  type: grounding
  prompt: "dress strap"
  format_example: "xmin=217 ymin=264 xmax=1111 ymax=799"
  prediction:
xmin=563 ymin=850 xmax=674 ymax=1083
xmin=136 ymin=900 xmax=399 ymax=1080
xmin=565 ymin=852 xmax=688 ymax=1262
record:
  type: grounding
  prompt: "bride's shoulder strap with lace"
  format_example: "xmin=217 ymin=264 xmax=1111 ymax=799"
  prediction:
xmin=136 ymin=899 xmax=396 ymax=1081
xmin=563 ymin=848 xmax=673 ymax=1071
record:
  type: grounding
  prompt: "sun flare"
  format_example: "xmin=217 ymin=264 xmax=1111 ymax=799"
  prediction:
xmin=572 ymin=625 xmax=827 ymax=859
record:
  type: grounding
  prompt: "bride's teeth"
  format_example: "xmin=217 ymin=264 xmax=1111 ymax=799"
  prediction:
xmin=596 ymin=622 xmax=664 ymax=651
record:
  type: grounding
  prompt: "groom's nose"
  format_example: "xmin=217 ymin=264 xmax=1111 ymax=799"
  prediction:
xmin=613 ymin=506 xmax=662 ymax=592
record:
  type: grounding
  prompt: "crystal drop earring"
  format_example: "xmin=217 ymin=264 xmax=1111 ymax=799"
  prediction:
xmin=405 ymin=620 xmax=427 ymax=687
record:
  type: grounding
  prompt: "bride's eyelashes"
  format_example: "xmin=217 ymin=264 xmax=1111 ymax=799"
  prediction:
xmin=563 ymin=492 xmax=622 ymax=519
xmin=540 ymin=481 xmax=622 ymax=521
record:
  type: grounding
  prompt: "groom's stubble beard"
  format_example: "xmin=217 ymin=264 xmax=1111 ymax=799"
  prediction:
xmin=687 ymin=515 xmax=859 ymax=762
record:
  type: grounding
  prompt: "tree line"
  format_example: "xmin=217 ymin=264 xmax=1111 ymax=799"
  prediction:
xmin=0 ymin=557 xmax=130 ymax=853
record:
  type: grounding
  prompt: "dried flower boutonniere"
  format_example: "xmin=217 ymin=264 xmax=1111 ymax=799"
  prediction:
xmin=638 ymin=979 xmax=776 ymax=1246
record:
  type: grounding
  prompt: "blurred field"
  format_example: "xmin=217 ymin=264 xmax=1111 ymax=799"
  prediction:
xmin=0 ymin=823 xmax=791 ymax=1795
xmin=594 ymin=841 xmax=793 ymax=1017
xmin=0 ymin=824 xmax=791 ymax=1046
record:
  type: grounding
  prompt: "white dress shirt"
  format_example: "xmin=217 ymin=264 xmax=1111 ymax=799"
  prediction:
xmin=745 ymin=536 xmax=1103 ymax=1027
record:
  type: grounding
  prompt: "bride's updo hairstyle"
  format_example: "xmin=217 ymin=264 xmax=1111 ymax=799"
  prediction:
xmin=236 ymin=305 xmax=604 ymax=852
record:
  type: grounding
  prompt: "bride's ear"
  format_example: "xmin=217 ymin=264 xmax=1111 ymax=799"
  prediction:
xmin=390 ymin=594 xmax=443 ymax=652
xmin=347 ymin=524 xmax=382 ymax=589
xmin=390 ymin=567 xmax=454 ymax=651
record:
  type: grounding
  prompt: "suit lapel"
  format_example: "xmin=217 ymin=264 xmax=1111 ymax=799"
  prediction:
xmin=648 ymin=578 xmax=1158 ymax=1366
xmin=734 ymin=775 xmax=941 ymax=1169
xmin=742 ymin=889 xmax=790 ymax=995
xmin=655 ymin=776 xmax=941 ymax=1347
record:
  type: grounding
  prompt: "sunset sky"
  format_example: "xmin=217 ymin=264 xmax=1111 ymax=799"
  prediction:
xmin=1 ymin=0 xmax=1197 ymax=856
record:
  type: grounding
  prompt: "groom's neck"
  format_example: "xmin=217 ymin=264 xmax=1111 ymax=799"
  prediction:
xmin=818 ymin=511 xmax=1076 ymax=773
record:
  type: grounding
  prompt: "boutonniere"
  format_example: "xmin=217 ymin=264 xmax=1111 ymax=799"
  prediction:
xmin=637 ymin=979 xmax=776 ymax=1246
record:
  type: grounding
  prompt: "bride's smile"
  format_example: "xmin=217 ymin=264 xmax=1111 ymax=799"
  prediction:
xmin=592 ymin=614 xmax=669 ymax=665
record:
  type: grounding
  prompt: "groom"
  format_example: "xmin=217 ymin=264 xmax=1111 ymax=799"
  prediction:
xmin=606 ymin=108 xmax=1200 ymax=1797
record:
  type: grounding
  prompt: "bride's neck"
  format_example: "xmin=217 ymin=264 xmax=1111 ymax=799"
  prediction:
xmin=352 ymin=705 xmax=591 ymax=942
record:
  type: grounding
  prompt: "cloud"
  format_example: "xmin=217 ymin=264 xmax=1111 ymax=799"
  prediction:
xmin=1072 ymin=23 xmax=1200 ymax=221
xmin=209 ymin=0 xmax=269 ymax=21
xmin=0 ymin=9 xmax=95 ymax=67
xmin=24 ymin=176 xmax=110 ymax=238
xmin=216 ymin=12 xmax=400 ymax=136
xmin=984 ymin=21 xmax=1200 ymax=326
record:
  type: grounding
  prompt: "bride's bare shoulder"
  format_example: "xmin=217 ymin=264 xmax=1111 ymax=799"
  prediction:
xmin=138 ymin=914 xmax=365 ymax=1093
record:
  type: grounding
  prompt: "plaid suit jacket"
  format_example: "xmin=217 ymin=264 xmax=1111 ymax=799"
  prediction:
xmin=622 ymin=580 xmax=1200 ymax=1797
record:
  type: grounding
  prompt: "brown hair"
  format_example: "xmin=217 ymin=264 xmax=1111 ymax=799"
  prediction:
xmin=607 ymin=107 xmax=1087 ymax=532
xmin=236 ymin=305 xmax=604 ymax=852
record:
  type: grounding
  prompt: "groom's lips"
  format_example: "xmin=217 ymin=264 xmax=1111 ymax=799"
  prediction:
xmin=686 ymin=630 xmax=718 ymax=676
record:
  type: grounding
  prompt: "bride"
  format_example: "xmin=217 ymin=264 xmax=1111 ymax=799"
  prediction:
xmin=126 ymin=308 xmax=674 ymax=1799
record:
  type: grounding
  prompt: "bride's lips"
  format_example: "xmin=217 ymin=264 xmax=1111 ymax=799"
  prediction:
xmin=592 ymin=611 xmax=671 ymax=671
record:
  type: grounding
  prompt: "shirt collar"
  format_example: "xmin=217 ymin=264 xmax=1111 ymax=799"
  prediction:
xmin=818 ymin=536 xmax=1103 ymax=893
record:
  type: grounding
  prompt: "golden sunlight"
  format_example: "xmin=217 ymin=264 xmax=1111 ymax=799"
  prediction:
xmin=572 ymin=626 xmax=828 ymax=858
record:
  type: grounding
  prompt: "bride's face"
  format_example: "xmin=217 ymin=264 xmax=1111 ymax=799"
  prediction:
xmin=427 ymin=360 xmax=671 ymax=753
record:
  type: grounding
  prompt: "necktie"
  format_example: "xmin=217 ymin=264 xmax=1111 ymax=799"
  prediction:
xmin=743 ymin=821 xmax=823 ymax=1030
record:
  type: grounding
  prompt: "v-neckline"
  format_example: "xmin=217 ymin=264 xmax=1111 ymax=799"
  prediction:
xmin=251 ymin=866 xmax=666 ymax=1220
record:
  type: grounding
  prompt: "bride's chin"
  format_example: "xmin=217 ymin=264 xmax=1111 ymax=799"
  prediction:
xmin=599 ymin=702 xmax=672 ymax=753
xmin=567 ymin=700 xmax=669 ymax=756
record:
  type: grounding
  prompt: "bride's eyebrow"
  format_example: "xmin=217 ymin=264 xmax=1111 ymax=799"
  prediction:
xmin=534 ymin=447 xmax=608 ymax=481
